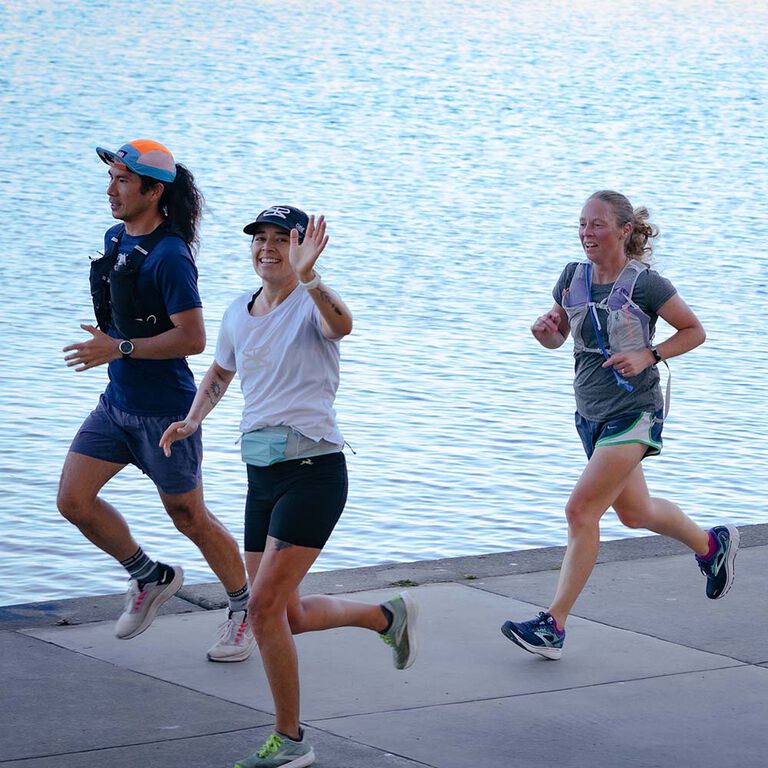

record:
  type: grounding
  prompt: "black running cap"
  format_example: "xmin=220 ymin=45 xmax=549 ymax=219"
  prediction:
xmin=243 ymin=206 xmax=308 ymax=242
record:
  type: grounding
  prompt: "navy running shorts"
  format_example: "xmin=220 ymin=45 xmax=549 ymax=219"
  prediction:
xmin=575 ymin=409 xmax=664 ymax=460
xmin=69 ymin=395 xmax=202 ymax=495
xmin=244 ymin=451 xmax=348 ymax=552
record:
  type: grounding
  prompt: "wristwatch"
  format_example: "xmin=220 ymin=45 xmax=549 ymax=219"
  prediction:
xmin=299 ymin=271 xmax=321 ymax=290
xmin=119 ymin=339 xmax=135 ymax=358
xmin=650 ymin=346 xmax=662 ymax=364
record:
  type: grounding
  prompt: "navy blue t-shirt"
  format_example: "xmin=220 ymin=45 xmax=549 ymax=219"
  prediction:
xmin=102 ymin=224 xmax=202 ymax=416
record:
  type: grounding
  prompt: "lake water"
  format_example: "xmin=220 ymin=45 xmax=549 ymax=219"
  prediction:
xmin=0 ymin=0 xmax=766 ymax=607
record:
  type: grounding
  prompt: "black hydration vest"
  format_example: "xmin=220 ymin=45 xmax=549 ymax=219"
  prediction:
xmin=90 ymin=224 xmax=180 ymax=339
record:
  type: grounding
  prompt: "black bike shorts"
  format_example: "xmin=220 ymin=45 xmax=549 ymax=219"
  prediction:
xmin=244 ymin=451 xmax=348 ymax=552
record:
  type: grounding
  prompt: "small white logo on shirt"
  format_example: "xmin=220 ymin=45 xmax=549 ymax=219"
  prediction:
xmin=241 ymin=344 xmax=272 ymax=372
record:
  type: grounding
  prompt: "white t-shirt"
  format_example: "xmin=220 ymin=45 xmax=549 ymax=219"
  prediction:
xmin=215 ymin=286 xmax=344 ymax=444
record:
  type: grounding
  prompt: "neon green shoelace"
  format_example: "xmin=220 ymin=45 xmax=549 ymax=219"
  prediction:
xmin=258 ymin=734 xmax=283 ymax=758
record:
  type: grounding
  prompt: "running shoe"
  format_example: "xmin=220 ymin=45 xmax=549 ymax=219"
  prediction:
xmin=234 ymin=731 xmax=315 ymax=768
xmin=114 ymin=564 xmax=183 ymax=639
xmin=207 ymin=610 xmax=256 ymax=662
xmin=501 ymin=611 xmax=565 ymax=660
xmin=379 ymin=591 xmax=418 ymax=670
xmin=696 ymin=525 xmax=740 ymax=599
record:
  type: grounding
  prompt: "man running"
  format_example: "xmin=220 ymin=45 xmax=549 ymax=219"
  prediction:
xmin=57 ymin=140 xmax=254 ymax=663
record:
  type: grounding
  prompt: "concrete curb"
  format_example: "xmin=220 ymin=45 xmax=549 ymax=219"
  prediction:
xmin=3 ymin=522 xmax=766 ymax=631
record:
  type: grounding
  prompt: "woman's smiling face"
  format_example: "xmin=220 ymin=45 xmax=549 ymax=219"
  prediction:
xmin=251 ymin=224 xmax=294 ymax=282
xmin=579 ymin=197 xmax=631 ymax=262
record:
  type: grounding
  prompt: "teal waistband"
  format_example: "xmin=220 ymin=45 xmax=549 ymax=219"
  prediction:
xmin=241 ymin=426 xmax=341 ymax=467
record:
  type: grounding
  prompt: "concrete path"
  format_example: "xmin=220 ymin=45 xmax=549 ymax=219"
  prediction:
xmin=2 ymin=524 xmax=766 ymax=768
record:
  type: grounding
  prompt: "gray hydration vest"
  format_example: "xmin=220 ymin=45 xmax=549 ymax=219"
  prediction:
xmin=561 ymin=259 xmax=670 ymax=415
xmin=561 ymin=259 xmax=651 ymax=355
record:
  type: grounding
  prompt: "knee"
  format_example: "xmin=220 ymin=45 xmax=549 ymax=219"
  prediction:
xmin=247 ymin=591 xmax=285 ymax=641
xmin=56 ymin=485 xmax=91 ymax=525
xmin=165 ymin=502 xmax=207 ymax=539
xmin=564 ymin=498 xmax=599 ymax=532
xmin=615 ymin=506 xmax=649 ymax=529
xmin=286 ymin=602 xmax=308 ymax=635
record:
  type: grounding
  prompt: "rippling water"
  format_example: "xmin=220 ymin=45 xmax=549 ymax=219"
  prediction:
xmin=0 ymin=0 xmax=766 ymax=606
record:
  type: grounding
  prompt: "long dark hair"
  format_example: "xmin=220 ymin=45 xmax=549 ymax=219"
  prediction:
xmin=140 ymin=163 xmax=204 ymax=254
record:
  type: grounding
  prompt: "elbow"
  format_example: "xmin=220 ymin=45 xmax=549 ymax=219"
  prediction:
xmin=328 ymin=316 xmax=353 ymax=339
xmin=695 ymin=322 xmax=706 ymax=348
xmin=187 ymin=329 xmax=206 ymax=356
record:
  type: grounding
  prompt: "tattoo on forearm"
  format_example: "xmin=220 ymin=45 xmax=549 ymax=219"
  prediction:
xmin=319 ymin=288 xmax=343 ymax=316
xmin=272 ymin=538 xmax=294 ymax=551
xmin=206 ymin=378 xmax=222 ymax=406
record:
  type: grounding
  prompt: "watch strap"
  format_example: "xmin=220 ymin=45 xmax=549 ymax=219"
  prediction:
xmin=299 ymin=271 xmax=321 ymax=290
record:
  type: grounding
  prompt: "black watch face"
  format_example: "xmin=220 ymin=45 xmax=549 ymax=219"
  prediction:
xmin=120 ymin=340 xmax=133 ymax=355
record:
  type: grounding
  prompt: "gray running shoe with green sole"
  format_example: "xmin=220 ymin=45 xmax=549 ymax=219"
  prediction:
xmin=379 ymin=590 xmax=418 ymax=670
xmin=234 ymin=731 xmax=315 ymax=768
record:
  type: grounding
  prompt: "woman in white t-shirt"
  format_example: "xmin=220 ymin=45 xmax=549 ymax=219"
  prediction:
xmin=160 ymin=206 xmax=416 ymax=768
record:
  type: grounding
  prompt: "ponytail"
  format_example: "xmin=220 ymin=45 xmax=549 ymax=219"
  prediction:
xmin=140 ymin=163 xmax=204 ymax=255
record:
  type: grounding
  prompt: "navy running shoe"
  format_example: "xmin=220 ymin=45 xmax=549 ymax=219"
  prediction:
xmin=696 ymin=525 xmax=740 ymax=599
xmin=501 ymin=611 xmax=565 ymax=660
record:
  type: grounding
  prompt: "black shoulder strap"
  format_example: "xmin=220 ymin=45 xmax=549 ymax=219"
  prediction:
xmin=105 ymin=224 xmax=126 ymax=260
xmin=123 ymin=223 xmax=174 ymax=271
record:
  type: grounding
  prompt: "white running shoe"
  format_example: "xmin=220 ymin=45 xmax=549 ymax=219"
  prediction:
xmin=207 ymin=610 xmax=256 ymax=662
xmin=115 ymin=564 xmax=184 ymax=640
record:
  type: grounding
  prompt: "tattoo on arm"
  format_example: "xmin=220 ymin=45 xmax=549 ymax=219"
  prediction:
xmin=205 ymin=378 xmax=223 ymax=406
xmin=272 ymin=538 xmax=295 ymax=551
xmin=319 ymin=288 xmax=343 ymax=316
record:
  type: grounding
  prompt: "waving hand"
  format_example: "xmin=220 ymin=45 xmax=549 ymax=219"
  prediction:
xmin=289 ymin=215 xmax=328 ymax=282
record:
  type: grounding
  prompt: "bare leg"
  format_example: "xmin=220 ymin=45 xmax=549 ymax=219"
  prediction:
xmin=613 ymin=466 xmax=710 ymax=555
xmin=160 ymin=486 xmax=246 ymax=593
xmin=57 ymin=452 xmax=138 ymax=561
xmin=244 ymin=551 xmax=263 ymax=586
xmin=288 ymin=595 xmax=388 ymax=633
xmin=244 ymin=550 xmax=388 ymax=634
xmin=248 ymin=538 xmax=320 ymax=740
xmin=548 ymin=442 xmax=647 ymax=629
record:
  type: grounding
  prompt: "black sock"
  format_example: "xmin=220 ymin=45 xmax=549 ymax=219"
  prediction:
xmin=277 ymin=727 xmax=303 ymax=742
xmin=120 ymin=548 xmax=161 ymax=585
xmin=380 ymin=605 xmax=394 ymax=634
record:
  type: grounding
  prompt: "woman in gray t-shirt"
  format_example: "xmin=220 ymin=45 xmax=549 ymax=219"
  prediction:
xmin=501 ymin=190 xmax=739 ymax=661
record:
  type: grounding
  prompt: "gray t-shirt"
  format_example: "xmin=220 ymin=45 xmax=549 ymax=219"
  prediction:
xmin=554 ymin=262 xmax=676 ymax=421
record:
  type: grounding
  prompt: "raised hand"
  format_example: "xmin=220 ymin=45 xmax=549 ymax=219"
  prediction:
xmin=288 ymin=215 xmax=328 ymax=282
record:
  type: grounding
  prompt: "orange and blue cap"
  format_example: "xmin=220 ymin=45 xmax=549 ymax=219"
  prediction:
xmin=96 ymin=139 xmax=176 ymax=183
